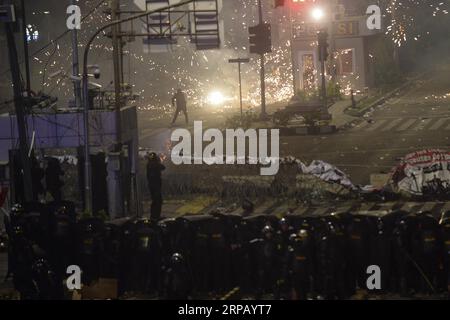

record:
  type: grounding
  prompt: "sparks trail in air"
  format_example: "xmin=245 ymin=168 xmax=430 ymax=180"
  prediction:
xmin=385 ymin=0 xmax=449 ymax=47
xmin=27 ymin=0 xmax=294 ymax=118
xmin=18 ymin=0 xmax=450 ymax=115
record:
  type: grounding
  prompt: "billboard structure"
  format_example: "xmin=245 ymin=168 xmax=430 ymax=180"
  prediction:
xmin=133 ymin=0 xmax=222 ymax=53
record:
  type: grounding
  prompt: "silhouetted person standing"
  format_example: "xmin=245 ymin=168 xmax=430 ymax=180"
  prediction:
xmin=146 ymin=153 xmax=165 ymax=222
xmin=171 ymin=89 xmax=188 ymax=126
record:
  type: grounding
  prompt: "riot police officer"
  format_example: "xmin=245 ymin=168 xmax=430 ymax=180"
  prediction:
xmin=276 ymin=218 xmax=294 ymax=254
xmin=440 ymin=216 xmax=450 ymax=297
xmin=345 ymin=215 xmax=370 ymax=292
xmin=286 ymin=229 xmax=314 ymax=300
xmin=315 ymin=218 xmax=346 ymax=299
xmin=368 ymin=216 xmax=392 ymax=293
xmin=9 ymin=225 xmax=40 ymax=299
xmin=254 ymin=225 xmax=279 ymax=298
xmin=75 ymin=217 xmax=105 ymax=285
xmin=48 ymin=206 xmax=76 ymax=282
xmin=129 ymin=218 xmax=161 ymax=294
xmin=412 ymin=212 xmax=441 ymax=293
xmin=161 ymin=253 xmax=192 ymax=300
xmin=391 ymin=216 xmax=411 ymax=295
xmin=4 ymin=204 xmax=26 ymax=281
xmin=30 ymin=258 xmax=64 ymax=300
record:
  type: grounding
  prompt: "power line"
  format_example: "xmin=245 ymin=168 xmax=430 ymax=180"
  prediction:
xmin=0 ymin=0 xmax=107 ymax=78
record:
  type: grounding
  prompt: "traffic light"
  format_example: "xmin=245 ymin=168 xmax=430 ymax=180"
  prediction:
xmin=249 ymin=24 xmax=272 ymax=55
xmin=318 ymin=30 xmax=329 ymax=62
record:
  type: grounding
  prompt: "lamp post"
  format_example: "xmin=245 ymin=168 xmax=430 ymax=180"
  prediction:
xmin=257 ymin=0 xmax=267 ymax=119
xmin=228 ymin=58 xmax=250 ymax=117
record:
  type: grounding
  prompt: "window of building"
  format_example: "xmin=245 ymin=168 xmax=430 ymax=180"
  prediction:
xmin=301 ymin=53 xmax=316 ymax=91
xmin=336 ymin=48 xmax=354 ymax=75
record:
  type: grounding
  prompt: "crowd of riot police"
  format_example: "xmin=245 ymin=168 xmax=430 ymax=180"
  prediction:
xmin=2 ymin=202 xmax=450 ymax=300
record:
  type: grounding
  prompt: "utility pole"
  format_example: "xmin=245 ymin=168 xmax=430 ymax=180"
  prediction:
xmin=4 ymin=21 xmax=33 ymax=202
xmin=288 ymin=5 xmax=296 ymax=95
xmin=71 ymin=0 xmax=82 ymax=108
xmin=328 ymin=0 xmax=337 ymax=83
xmin=110 ymin=0 xmax=124 ymax=218
xmin=391 ymin=0 xmax=399 ymax=66
xmin=257 ymin=0 xmax=267 ymax=119
xmin=320 ymin=54 xmax=326 ymax=104
xmin=20 ymin=0 xmax=31 ymax=96
xmin=111 ymin=0 xmax=122 ymax=147
xmin=318 ymin=29 xmax=329 ymax=106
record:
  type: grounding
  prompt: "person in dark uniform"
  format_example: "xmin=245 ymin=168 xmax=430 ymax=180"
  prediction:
xmin=130 ymin=219 xmax=161 ymax=294
xmin=161 ymin=253 xmax=192 ymax=300
xmin=391 ymin=217 xmax=411 ymax=295
xmin=255 ymin=225 xmax=279 ymax=297
xmin=9 ymin=225 xmax=39 ymax=299
xmin=171 ymin=88 xmax=189 ymax=126
xmin=276 ymin=218 xmax=294 ymax=254
xmin=414 ymin=212 xmax=441 ymax=293
xmin=346 ymin=215 xmax=370 ymax=292
xmin=440 ymin=216 xmax=450 ymax=297
xmin=316 ymin=219 xmax=346 ymax=299
xmin=368 ymin=217 xmax=391 ymax=293
xmin=286 ymin=229 xmax=314 ymax=300
xmin=146 ymin=153 xmax=165 ymax=222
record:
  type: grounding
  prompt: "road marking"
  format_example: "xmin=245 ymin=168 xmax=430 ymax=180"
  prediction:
xmin=419 ymin=202 xmax=437 ymax=212
xmin=412 ymin=118 xmax=433 ymax=131
xmin=335 ymin=204 xmax=354 ymax=213
xmin=378 ymin=202 xmax=397 ymax=211
xmin=311 ymin=207 xmax=329 ymax=216
xmin=366 ymin=119 xmax=388 ymax=131
xmin=396 ymin=119 xmax=417 ymax=131
xmin=359 ymin=203 xmax=379 ymax=212
xmin=381 ymin=118 xmax=403 ymax=131
xmin=353 ymin=120 xmax=371 ymax=130
xmin=429 ymin=118 xmax=449 ymax=130
xmin=294 ymin=207 xmax=310 ymax=216
xmin=401 ymin=202 xmax=418 ymax=212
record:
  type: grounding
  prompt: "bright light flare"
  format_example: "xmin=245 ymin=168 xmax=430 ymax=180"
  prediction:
xmin=311 ymin=7 xmax=325 ymax=21
xmin=207 ymin=91 xmax=225 ymax=106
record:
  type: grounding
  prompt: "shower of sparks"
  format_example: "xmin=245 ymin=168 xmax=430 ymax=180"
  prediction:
xmin=384 ymin=0 xmax=449 ymax=48
xmin=3 ymin=0 xmax=449 ymax=118
xmin=23 ymin=0 xmax=294 ymax=120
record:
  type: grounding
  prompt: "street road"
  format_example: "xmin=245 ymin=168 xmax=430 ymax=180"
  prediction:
xmin=285 ymin=67 xmax=450 ymax=184
xmin=138 ymin=66 xmax=450 ymax=185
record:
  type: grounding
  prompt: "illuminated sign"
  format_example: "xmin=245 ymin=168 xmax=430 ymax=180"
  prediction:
xmin=293 ymin=20 xmax=360 ymax=39
xmin=333 ymin=21 xmax=359 ymax=36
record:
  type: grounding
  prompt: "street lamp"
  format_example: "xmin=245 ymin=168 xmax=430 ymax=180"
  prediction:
xmin=311 ymin=7 xmax=325 ymax=21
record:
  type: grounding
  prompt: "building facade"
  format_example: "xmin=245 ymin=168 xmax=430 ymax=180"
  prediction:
xmin=290 ymin=0 xmax=382 ymax=93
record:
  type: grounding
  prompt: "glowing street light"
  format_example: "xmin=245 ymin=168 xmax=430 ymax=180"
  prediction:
xmin=311 ymin=7 xmax=325 ymax=21
xmin=207 ymin=91 xmax=225 ymax=106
